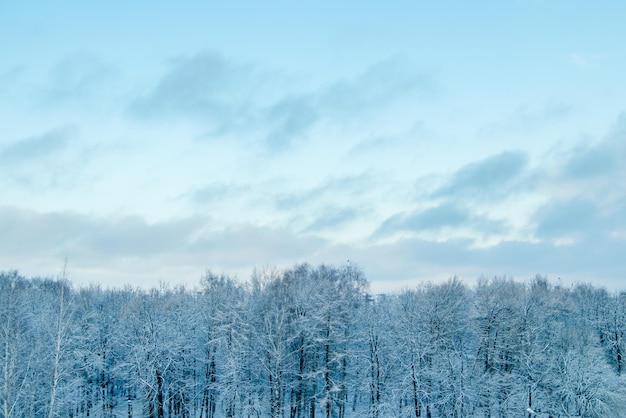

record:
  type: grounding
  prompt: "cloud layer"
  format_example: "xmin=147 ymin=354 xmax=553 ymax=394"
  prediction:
xmin=3 ymin=2 xmax=626 ymax=291
xmin=2 ymin=115 xmax=625 ymax=290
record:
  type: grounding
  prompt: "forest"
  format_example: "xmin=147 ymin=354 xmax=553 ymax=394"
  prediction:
xmin=1 ymin=264 xmax=625 ymax=418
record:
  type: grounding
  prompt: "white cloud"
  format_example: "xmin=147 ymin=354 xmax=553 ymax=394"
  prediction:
xmin=569 ymin=52 xmax=589 ymax=67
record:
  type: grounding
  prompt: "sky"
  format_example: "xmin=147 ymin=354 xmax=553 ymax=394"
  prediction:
xmin=1 ymin=1 xmax=625 ymax=292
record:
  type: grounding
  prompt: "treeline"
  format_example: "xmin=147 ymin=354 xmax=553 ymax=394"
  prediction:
xmin=1 ymin=265 xmax=625 ymax=418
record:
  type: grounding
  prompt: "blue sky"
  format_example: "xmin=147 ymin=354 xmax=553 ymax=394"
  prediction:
xmin=1 ymin=1 xmax=625 ymax=291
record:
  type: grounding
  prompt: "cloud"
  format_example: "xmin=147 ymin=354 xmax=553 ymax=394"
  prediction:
xmin=37 ymin=53 xmax=117 ymax=105
xmin=0 ymin=127 xmax=73 ymax=164
xmin=194 ymin=225 xmax=327 ymax=267
xmin=533 ymin=198 xmax=599 ymax=241
xmin=0 ymin=207 xmax=203 ymax=258
xmin=556 ymin=121 xmax=625 ymax=182
xmin=128 ymin=51 xmax=256 ymax=129
xmin=569 ymin=52 xmax=588 ymax=67
xmin=511 ymin=102 xmax=571 ymax=132
xmin=0 ymin=65 xmax=25 ymax=95
xmin=467 ymin=237 xmax=625 ymax=284
xmin=0 ymin=207 xmax=84 ymax=256
xmin=568 ymin=52 xmax=602 ymax=68
xmin=275 ymin=173 xmax=375 ymax=209
xmin=128 ymin=52 xmax=436 ymax=151
xmin=373 ymin=202 xmax=505 ymax=239
xmin=0 ymin=127 xmax=86 ymax=190
xmin=318 ymin=58 xmax=438 ymax=119
xmin=532 ymin=115 xmax=626 ymax=213
xmin=303 ymin=206 xmax=363 ymax=233
xmin=264 ymin=96 xmax=319 ymax=151
xmin=87 ymin=216 xmax=205 ymax=257
xmin=533 ymin=196 xmax=626 ymax=242
xmin=375 ymin=203 xmax=469 ymax=236
xmin=2 ymin=201 xmax=625 ymax=291
xmin=433 ymin=151 xmax=528 ymax=199
xmin=260 ymin=58 xmax=435 ymax=151
xmin=323 ymin=233 xmax=626 ymax=291
xmin=560 ymin=144 xmax=616 ymax=179
xmin=192 ymin=182 xmax=253 ymax=205
xmin=0 ymin=207 xmax=328 ymax=286
xmin=481 ymin=102 xmax=572 ymax=137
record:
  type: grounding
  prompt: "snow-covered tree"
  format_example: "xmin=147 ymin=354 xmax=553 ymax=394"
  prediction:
xmin=2 ymin=267 xmax=626 ymax=418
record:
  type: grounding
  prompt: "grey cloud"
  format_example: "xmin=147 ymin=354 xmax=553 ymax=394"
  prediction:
xmin=546 ymin=113 xmax=626 ymax=184
xmin=0 ymin=207 xmax=86 ymax=256
xmin=349 ymin=135 xmax=396 ymax=156
xmin=325 ymin=233 xmax=626 ymax=291
xmin=259 ymin=59 xmax=434 ymax=151
xmin=532 ymin=197 xmax=626 ymax=241
xmin=0 ymin=207 xmax=204 ymax=259
xmin=0 ymin=207 xmax=328 ymax=285
xmin=433 ymin=151 xmax=528 ymax=198
xmin=558 ymin=137 xmax=624 ymax=181
xmin=428 ymin=115 xmax=624 ymax=206
xmin=275 ymin=58 xmax=436 ymax=148
xmin=481 ymin=102 xmax=572 ymax=136
xmin=0 ymin=66 xmax=25 ymax=95
xmin=38 ymin=53 xmax=117 ymax=105
xmin=512 ymin=102 xmax=571 ymax=131
xmin=0 ymin=66 xmax=24 ymax=82
xmin=346 ymin=122 xmax=427 ymax=163
xmin=374 ymin=202 xmax=505 ymax=238
xmin=0 ymin=127 xmax=74 ymax=164
xmin=86 ymin=216 xmax=205 ymax=257
xmin=194 ymin=225 xmax=327 ymax=268
xmin=275 ymin=173 xmax=375 ymax=209
xmin=533 ymin=198 xmax=599 ymax=240
xmin=376 ymin=203 xmax=469 ymax=237
xmin=128 ymin=52 xmax=255 ymax=129
xmin=467 ymin=238 xmax=624 ymax=283
xmin=561 ymin=144 xmax=614 ymax=179
xmin=192 ymin=183 xmax=253 ymax=205
xmin=265 ymin=96 xmax=319 ymax=151
xmin=303 ymin=207 xmax=363 ymax=233
xmin=319 ymin=59 xmax=438 ymax=118
xmin=0 ymin=127 xmax=87 ymax=190
xmin=128 ymin=51 xmax=436 ymax=151
xmin=3 ymin=206 xmax=625 ymax=291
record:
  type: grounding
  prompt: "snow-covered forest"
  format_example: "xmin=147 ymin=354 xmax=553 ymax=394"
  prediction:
xmin=1 ymin=265 xmax=625 ymax=418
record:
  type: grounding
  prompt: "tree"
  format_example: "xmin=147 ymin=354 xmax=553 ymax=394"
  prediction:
xmin=3 ymin=265 xmax=626 ymax=418
xmin=0 ymin=272 xmax=37 ymax=418
xmin=250 ymin=268 xmax=298 ymax=418
xmin=473 ymin=277 xmax=524 ymax=417
xmin=549 ymin=334 xmax=626 ymax=417
xmin=359 ymin=293 xmax=396 ymax=418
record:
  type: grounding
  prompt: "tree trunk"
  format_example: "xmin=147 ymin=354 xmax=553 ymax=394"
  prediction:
xmin=411 ymin=362 xmax=420 ymax=418
xmin=47 ymin=286 xmax=67 ymax=418
xmin=156 ymin=368 xmax=164 ymax=418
